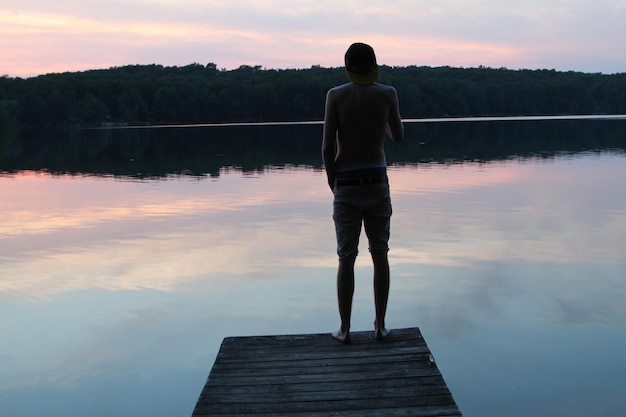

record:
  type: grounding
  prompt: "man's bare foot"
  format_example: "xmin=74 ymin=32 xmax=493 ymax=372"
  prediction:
xmin=332 ymin=328 xmax=351 ymax=343
xmin=374 ymin=325 xmax=391 ymax=340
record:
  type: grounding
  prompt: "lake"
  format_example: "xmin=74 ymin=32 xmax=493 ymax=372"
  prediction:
xmin=1 ymin=118 xmax=626 ymax=417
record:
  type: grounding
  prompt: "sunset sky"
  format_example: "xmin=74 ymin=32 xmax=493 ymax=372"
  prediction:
xmin=2 ymin=0 xmax=626 ymax=78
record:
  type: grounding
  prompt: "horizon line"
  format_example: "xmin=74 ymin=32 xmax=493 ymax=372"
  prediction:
xmin=90 ymin=114 xmax=626 ymax=130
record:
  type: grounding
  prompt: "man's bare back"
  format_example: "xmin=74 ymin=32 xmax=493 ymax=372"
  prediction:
xmin=322 ymin=82 xmax=403 ymax=189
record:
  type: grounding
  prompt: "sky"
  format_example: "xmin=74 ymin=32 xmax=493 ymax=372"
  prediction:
xmin=2 ymin=0 xmax=626 ymax=78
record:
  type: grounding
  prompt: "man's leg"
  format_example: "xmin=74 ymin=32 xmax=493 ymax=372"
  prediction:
xmin=371 ymin=250 xmax=390 ymax=340
xmin=332 ymin=192 xmax=361 ymax=343
xmin=364 ymin=199 xmax=392 ymax=340
xmin=333 ymin=255 xmax=356 ymax=343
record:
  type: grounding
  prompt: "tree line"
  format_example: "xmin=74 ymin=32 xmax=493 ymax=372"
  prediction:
xmin=1 ymin=63 xmax=626 ymax=128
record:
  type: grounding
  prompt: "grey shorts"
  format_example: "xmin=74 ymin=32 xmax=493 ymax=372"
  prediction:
xmin=333 ymin=180 xmax=392 ymax=260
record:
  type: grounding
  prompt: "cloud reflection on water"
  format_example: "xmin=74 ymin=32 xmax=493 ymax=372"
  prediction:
xmin=2 ymin=156 xmax=625 ymax=300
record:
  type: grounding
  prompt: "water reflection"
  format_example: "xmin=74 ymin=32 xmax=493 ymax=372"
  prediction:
xmin=1 ymin=122 xmax=626 ymax=417
xmin=3 ymin=118 xmax=626 ymax=177
xmin=1 ymin=169 xmax=332 ymax=298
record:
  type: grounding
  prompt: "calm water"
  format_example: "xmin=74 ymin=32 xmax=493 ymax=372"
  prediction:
xmin=1 ymin=120 xmax=626 ymax=417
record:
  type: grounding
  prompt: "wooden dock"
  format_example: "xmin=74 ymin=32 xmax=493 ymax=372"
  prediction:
xmin=192 ymin=327 xmax=462 ymax=416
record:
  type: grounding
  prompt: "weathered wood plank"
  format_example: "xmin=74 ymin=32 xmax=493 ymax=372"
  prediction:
xmin=194 ymin=394 xmax=457 ymax=415
xmin=202 ymin=378 xmax=447 ymax=403
xmin=193 ymin=405 xmax=460 ymax=417
xmin=212 ymin=351 xmax=432 ymax=372
xmin=200 ymin=383 xmax=452 ymax=404
xmin=201 ymin=362 xmax=439 ymax=385
xmin=192 ymin=327 xmax=462 ymax=417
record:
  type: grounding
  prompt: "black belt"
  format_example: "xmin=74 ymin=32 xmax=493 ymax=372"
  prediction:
xmin=335 ymin=175 xmax=388 ymax=187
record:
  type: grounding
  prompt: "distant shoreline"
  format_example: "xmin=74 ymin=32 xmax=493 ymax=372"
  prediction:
xmin=87 ymin=114 xmax=626 ymax=130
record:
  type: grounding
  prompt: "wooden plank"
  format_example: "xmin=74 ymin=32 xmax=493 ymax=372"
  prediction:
xmin=192 ymin=327 xmax=462 ymax=417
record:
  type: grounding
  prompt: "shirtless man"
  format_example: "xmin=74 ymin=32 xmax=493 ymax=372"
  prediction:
xmin=322 ymin=43 xmax=403 ymax=343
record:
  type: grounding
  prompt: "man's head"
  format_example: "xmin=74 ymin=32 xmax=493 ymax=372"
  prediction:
xmin=344 ymin=42 xmax=379 ymax=85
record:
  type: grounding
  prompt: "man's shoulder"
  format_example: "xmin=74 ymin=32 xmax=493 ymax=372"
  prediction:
xmin=328 ymin=82 xmax=352 ymax=93
xmin=328 ymin=82 xmax=396 ymax=94
xmin=373 ymin=82 xmax=397 ymax=93
xmin=326 ymin=83 xmax=352 ymax=103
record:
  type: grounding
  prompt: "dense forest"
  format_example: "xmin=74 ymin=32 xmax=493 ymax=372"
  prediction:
xmin=1 ymin=63 xmax=626 ymax=128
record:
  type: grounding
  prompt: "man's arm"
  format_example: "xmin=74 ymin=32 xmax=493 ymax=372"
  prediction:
xmin=322 ymin=90 xmax=338 ymax=190
xmin=386 ymin=87 xmax=404 ymax=142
